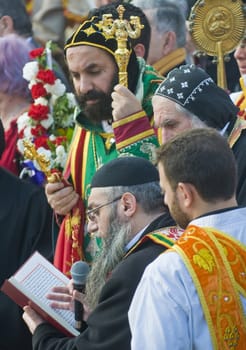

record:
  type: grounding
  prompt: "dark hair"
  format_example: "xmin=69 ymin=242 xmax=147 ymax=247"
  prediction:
xmin=153 ymin=4 xmax=186 ymax=48
xmin=156 ymin=128 xmax=237 ymax=202
xmin=88 ymin=1 xmax=151 ymax=60
xmin=0 ymin=0 xmax=32 ymax=37
xmin=105 ymin=182 xmax=164 ymax=213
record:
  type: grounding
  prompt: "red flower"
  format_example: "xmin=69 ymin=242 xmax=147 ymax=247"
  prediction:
xmin=28 ymin=104 xmax=49 ymax=121
xmin=18 ymin=129 xmax=24 ymax=139
xmin=52 ymin=136 xmax=67 ymax=146
xmin=34 ymin=135 xmax=49 ymax=149
xmin=31 ymin=83 xmax=47 ymax=99
xmin=29 ymin=47 xmax=45 ymax=59
xmin=37 ymin=69 xmax=56 ymax=85
xmin=31 ymin=124 xmax=47 ymax=137
xmin=51 ymin=168 xmax=61 ymax=174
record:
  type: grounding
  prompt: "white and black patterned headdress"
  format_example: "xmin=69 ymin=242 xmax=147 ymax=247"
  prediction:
xmin=155 ymin=64 xmax=239 ymax=129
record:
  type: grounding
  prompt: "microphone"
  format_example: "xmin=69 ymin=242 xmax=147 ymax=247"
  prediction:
xmin=70 ymin=260 xmax=90 ymax=331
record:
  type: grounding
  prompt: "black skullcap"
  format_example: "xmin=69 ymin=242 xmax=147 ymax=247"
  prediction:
xmin=155 ymin=64 xmax=239 ymax=129
xmin=64 ymin=15 xmax=131 ymax=57
xmin=91 ymin=156 xmax=159 ymax=188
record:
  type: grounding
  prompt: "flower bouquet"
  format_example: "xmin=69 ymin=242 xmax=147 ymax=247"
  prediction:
xmin=17 ymin=42 xmax=76 ymax=185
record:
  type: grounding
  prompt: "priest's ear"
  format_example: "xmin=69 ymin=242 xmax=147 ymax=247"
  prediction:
xmin=133 ymin=43 xmax=146 ymax=60
xmin=176 ymin=182 xmax=195 ymax=209
xmin=0 ymin=119 xmax=5 ymax=159
xmin=121 ymin=192 xmax=137 ymax=217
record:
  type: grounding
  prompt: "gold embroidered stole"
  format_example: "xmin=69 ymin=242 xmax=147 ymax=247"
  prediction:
xmin=173 ymin=225 xmax=246 ymax=350
xmin=125 ymin=226 xmax=183 ymax=258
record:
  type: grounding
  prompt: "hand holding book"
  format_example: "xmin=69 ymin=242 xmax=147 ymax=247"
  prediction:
xmin=23 ymin=305 xmax=46 ymax=334
xmin=47 ymin=284 xmax=92 ymax=322
xmin=1 ymin=252 xmax=81 ymax=337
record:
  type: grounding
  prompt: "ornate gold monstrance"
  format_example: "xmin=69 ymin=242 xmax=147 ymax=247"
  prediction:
xmin=189 ymin=0 xmax=246 ymax=89
xmin=98 ymin=4 xmax=144 ymax=87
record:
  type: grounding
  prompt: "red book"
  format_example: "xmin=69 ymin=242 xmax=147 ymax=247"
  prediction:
xmin=1 ymin=251 xmax=79 ymax=337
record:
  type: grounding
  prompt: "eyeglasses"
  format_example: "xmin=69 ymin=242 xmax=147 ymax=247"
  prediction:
xmin=86 ymin=195 xmax=122 ymax=222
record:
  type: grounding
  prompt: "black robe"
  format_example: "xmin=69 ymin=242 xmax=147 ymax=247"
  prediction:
xmin=0 ymin=168 xmax=53 ymax=350
xmin=32 ymin=212 xmax=175 ymax=350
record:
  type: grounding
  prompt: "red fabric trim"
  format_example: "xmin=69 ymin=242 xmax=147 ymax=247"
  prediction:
xmin=53 ymin=199 xmax=85 ymax=277
xmin=73 ymin=129 xmax=86 ymax=195
xmin=53 ymin=128 xmax=87 ymax=276
xmin=113 ymin=114 xmax=153 ymax=144
xmin=0 ymin=119 xmax=19 ymax=175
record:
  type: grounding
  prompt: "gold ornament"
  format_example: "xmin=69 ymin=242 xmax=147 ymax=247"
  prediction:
xmin=189 ymin=0 xmax=246 ymax=89
xmin=99 ymin=5 xmax=144 ymax=87
xmin=23 ymin=139 xmax=61 ymax=183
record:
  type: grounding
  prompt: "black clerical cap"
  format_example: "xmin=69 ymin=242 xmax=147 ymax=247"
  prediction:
xmin=155 ymin=64 xmax=239 ymax=129
xmin=64 ymin=15 xmax=131 ymax=57
xmin=91 ymin=156 xmax=159 ymax=188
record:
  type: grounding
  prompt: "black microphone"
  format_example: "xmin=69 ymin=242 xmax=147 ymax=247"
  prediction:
xmin=70 ymin=261 xmax=90 ymax=331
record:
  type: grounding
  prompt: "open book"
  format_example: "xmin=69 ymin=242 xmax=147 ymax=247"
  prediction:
xmin=1 ymin=251 xmax=80 ymax=337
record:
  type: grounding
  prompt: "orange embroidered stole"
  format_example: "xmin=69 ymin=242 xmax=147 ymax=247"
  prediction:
xmin=173 ymin=225 xmax=246 ymax=350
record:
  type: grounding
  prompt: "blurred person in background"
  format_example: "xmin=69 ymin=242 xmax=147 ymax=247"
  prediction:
xmin=132 ymin=0 xmax=188 ymax=76
xmin=0 ymin=34 xmax=32 ymax=176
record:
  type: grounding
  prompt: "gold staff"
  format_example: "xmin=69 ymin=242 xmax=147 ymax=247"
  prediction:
xmin=98 ymin=4 xmax=144 ymax=87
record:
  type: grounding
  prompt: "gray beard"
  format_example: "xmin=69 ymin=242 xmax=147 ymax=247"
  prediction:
xmin=85 ymin=215 xmax=132 ymax=311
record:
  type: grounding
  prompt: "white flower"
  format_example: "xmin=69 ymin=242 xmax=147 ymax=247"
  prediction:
xmin=37 ymin=147 xmax=52 ymax=158
xmin=34 ymin=97 xmax=49 ymax=106
xmin=23 ymin=61 xmax=39 ymax=81
xmin=55 ymin=145 xmax=67 ymax=168
xmin=45 ymin=79 xmax=66 ymax=97
xmin=17 ymin=112 xmax=32 ymax=132
xmin=40 ymin=114 xmax=54 ymax=129
xmin=49 ymin=134 xmax=56 ymax=141
xmin=67 ymin=93 xmax=77 ymax=108
xmin=23 ymin=126 xmax=33 ymax=138
xmin=28 ymin=80 xmax=37 ymax=89
xmin=17 ymin=139 xmax=25 ymax=153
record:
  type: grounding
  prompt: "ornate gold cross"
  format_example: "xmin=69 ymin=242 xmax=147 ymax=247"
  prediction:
xmin=98 ymin=5 xmax=144 ymax=87
xmin=23 ymin=139 xmax=61 ymax=183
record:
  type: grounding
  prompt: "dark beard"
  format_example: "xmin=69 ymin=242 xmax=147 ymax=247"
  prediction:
xmin=170 ymin=193 xmax=190 ymax=229
xmin=85 ymin=212 xmax=131 ymax=310
xmin=76 ymin=73 xmax=118 ymax=124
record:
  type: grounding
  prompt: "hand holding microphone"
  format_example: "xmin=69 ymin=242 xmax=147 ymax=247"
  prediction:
xmin=70 ymin=261 xmax=90 ymax=331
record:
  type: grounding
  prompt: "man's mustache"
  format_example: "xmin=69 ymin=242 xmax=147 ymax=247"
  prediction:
xmin=77 ymin=90 xmax=106 ymax=104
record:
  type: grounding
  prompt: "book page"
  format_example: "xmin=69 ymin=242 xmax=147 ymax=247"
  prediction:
xmin=12 ymin=252 xmax=79 ymax=333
